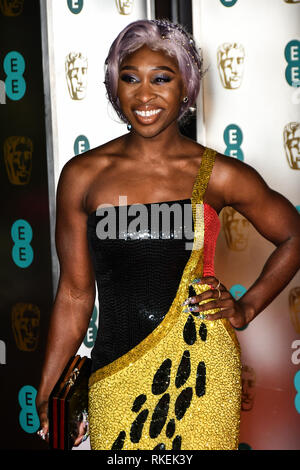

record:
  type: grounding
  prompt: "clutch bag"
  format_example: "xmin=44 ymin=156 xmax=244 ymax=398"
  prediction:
xmin=48 ymin=355 xmax=92 ymax=450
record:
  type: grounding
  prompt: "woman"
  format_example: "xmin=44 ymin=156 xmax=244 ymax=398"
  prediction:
xmin=36 ymin=19 xmax=300 ymax=450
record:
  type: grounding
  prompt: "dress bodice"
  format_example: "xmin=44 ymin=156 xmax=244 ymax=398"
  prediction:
xmin=86 ymin=198 xmax=220 ymax=374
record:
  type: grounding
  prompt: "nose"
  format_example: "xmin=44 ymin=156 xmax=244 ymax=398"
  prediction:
xmin=135 ymin=80 xmax=156 ymax=104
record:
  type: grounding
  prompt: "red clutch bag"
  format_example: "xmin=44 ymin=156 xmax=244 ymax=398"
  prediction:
xmin=48 ymin=355 xmax=92 ymax=450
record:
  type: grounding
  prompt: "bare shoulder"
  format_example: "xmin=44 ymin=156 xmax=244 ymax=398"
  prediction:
xmin=56 ymin=135 xmax=126 ymax=211
xmin=210 ymin=151 xmax=269 ymax=208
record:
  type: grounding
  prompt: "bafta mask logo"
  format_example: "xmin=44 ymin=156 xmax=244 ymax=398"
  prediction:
xmin=115 ymin=0 xmax=134 ymax=15
xmin=65 ymin=52 xmax=88 ymax=100
xmin=289 ymin=287 xmax=300 ymax=334
xmin=283 ymin=122 xmax=300 ymax=169
xmin=217 ymin=43 xmax=245 ymax=89
xmin=4 ymin=136 xmax=33 ymax=185
xmin=12 ymin=303 xmax=40 ymax=352
xmin=0 ymin=0 xmax=24 ymax=16
xmin=222 ymin=206 xmax=250 ymax=251
xmin=241 ymin=365 xmax=256 ymax=412
xmin=284 ymin=0 xmax=300 ymax=3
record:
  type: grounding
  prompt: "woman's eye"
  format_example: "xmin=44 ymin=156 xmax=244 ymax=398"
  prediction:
xmin=153 ymin=75 xmax=172 ymax=84
xmin=120 ymin=74 xmax=139 ymax=83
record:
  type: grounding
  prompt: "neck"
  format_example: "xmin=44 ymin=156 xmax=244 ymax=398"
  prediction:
xmin=123 ymin=121 xmax=186 ymax=162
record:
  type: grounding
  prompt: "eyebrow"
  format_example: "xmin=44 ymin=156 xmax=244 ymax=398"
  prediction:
xmin=120 ymin=65 xmax=176 ymax=73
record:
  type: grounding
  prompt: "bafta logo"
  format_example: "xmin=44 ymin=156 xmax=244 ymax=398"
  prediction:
xmin=115 ymin=0 xmax=134 ymax=15
xmin=284 ymin=0 xmax=300 ymax=3
xmin=65 ymin=52 xmax=88 ymax=100
xmin=241 ymin=365 xmax=256 ymax=411
xmin=217 ymin=43 xmax=245 ymax=89
xmin=4 ymin=136 xmax=33 ymax=185
xmin=283 ymin=122 xmax=300 ymax=169
xmin=222 ymin=206 xmax=250 ymax=251
xmin=0 ymin=0 xmax=24 ymax=16
xmin=12 ymin=303 xmax=40 ymax=352
xmin=289 ymin=287 xmax=300 ymax=334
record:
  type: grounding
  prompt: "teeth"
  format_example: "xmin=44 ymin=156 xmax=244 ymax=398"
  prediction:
xmin=134 ymin=109 xmax=162 ymax=117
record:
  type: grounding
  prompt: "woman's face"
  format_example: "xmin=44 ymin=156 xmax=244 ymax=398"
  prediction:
xmin=117 ymin=45 xmax=186 ymax=137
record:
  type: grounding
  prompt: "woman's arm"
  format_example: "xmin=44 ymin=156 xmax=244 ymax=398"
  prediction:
xmin=190 ymin=156 xmax=300 ymax=328
xmin=36 ymin=156 xmax=96 ymax=439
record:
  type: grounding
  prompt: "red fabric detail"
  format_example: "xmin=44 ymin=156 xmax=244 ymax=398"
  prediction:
xmin=203 ymin=204 xmax=221 ymax=277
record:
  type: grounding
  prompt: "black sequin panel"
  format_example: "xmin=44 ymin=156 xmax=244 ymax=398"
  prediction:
xmin=87 ymin=199 xmax=194 ymax=374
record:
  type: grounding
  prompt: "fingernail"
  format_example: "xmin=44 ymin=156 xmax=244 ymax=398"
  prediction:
xmin=181 ymin=297 xmax=195 ymax=306
xmin=190 ymin=278 xmax=201 ymax=285
xmin=183 ymin=306 xmax=198 ymax=313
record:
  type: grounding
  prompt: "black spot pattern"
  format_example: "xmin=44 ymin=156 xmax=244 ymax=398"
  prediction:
xmin=132 ymin=394 xmax=147 ymax=412
xmin=130 ymin=409 xmax=149 ymax=443
xmin=199 ymin=322 xmax=207 ymax=342
xmin=149 ymin=394 xmax=170 ymax=439
xmin=183 ymin=315 xmax=197 ymax=345
xmin=175 ymin=350 xmax=191 ymax=388
xmin=166 ymin=418 xmax=176 ymax=438
xmin=195 ymin=361 xmax=206 ymax=397
xmin=111 ymin=430 xmax=126 ymax=450
xmin=153 ymin=443 xmax=166 ymax=450
xmin=111 ymin=282 xmax=209 ymax=449
xmin=189 ymin=285 xmax=197 ymax=298
xmin=152 ymin=359 xmax=172 ymax=395
xmin=172 ymin=435 xmax=182 ymax=450
xmin=174 ymin=387 xmax=193 ymax=420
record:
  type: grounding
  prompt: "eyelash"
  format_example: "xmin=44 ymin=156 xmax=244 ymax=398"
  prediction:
xmin=120 ymin=74 xmax=172 ymax=84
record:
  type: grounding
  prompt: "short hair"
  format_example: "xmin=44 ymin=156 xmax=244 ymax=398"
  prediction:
xmin=104 ymin=19 xmax=204 ymax=123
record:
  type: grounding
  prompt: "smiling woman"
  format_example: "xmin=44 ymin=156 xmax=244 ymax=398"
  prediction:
xmin=36 ymin=19 xmax=300 ymax=451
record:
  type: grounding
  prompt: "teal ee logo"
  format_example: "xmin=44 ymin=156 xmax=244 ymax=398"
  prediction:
xmin=18 ymin=385 xmax=40 ymax=433
xmin=83 ymin=305 xmax=98 ymax=348
xmin=3 ymin=51 xmax=26 ymax=101
xmin=67 ymin=0 xmax=84 ymax=14
xmin=296 ymin=205 xmax=300 ymax=214
xmin=238 ymin=442 xmax=252 ymax=450
xmin=11 ymin=219 xmax=34 ymax=268
xmin=74 ymin=135 xmax=90 ymax=155
xmin=294 ymin=370 xmax=300 ymax=413
xmin=224 ymin=124 xmax=244 ymax=160
xmin=285 ymin=40 xmax=300 ymax=87
xmin=230 ymin=284 xmax=248 ymax=331
xmin=220 ymin=0 xmax=238 ymax=6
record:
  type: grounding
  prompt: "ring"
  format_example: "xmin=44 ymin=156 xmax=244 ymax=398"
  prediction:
xmin=216 ymin=287 xmax=221 ymax=299
xmin=216 ymin=279 xmax=221 ymax=289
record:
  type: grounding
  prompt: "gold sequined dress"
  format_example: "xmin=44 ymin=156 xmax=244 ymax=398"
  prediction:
xmin=86 ymin=147 xmax=241 ymax=450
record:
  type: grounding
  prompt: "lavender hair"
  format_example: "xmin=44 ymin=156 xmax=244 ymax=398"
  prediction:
xmin=104 ymin=19 xmax=205 ymax=123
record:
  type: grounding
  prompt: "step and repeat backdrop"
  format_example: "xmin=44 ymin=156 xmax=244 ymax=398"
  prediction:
xmin=0 ymin=0 xmax=299 ymax=451
xmin=0 ymin=0 xmax=54 ymax=450
xmin=192 ymin=0 xmax=300 ymax=450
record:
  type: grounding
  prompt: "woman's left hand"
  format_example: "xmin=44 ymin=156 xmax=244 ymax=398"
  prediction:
xmin=183 ymin=276 xmax=250 ymax=329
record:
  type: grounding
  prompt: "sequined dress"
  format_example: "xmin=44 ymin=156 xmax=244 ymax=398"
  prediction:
xmin=86 ymin=147 xmax=241 ymax=450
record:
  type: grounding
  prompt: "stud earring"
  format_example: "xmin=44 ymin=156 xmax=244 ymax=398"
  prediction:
xmin=127 ymin=123 xmax=132 ymax=131
xmin=183 ymin=96 xmax=188 ymax=103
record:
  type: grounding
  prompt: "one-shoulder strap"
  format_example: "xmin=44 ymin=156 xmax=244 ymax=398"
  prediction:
xmin=191 ymin=147 xmax=216 ymax=203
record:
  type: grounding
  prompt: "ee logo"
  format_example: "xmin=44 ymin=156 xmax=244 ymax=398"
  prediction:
xmin=11 ymin=219 xmax=34 ymax=268
xmin=220 ymin=0 xmax=238 ymax=6
xmin=74 ymin=135 xmax=90 ymax=155
xmin=224 ymin=124 xmax=244 ymax=161
xmin=67 ymin=0 xmax=84 ymax=14
xmin=18 ymin=385 xmax=40 ymax=433
xmin=285 ymin=40 xmax=300 ymax=87
xmin=3 ymin=51 xmax=26 ymax=101
xmin=294 ymin=370 xmax=300 ymax=413
xmin=83 ymin=305 xmax=98 ymax=348
xmin=230 ymin=284 xmax=248 ymax=331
